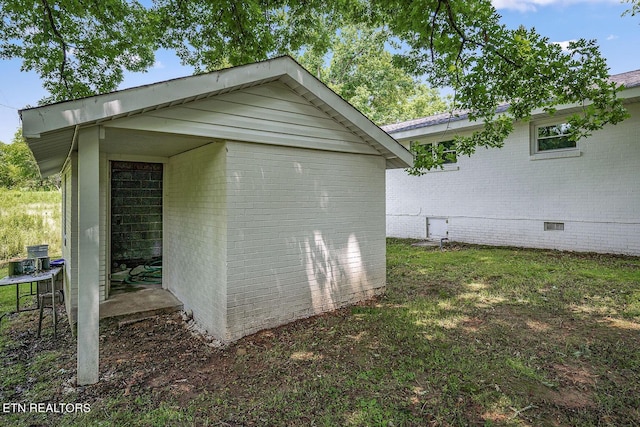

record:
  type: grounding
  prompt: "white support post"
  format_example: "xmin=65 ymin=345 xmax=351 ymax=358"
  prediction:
xmin=77 ymin=127 xmax=100 ymax=385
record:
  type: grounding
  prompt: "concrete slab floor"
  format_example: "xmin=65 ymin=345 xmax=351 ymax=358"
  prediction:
xmin=99 ymin=288 xmax=183 ymax=320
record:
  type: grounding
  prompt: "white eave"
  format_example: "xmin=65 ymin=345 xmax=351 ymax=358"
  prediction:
xmin=384 ymin=74 xmax=640 ymax=142
xmin=20 ymin=56 xmax=413 ymax=177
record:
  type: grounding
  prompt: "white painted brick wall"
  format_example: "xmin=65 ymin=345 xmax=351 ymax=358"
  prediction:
xmin=225 ymin=141 xmax=387 ymax=340
xmin=98 ymin=153 xmax=108 ymax=302
xmin=61 ymin=155 xmax=78 ymax=323
xmin=386 ymin=102 xmax=640 ymax=255
xmin=165 ymin=142 xmax=228 ymax=339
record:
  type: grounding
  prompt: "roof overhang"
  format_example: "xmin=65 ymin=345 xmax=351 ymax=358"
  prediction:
xmin=384 ymin=76 xmax=640 ymax=142
xmin=21 ymin=56 xmax=413 ymax=176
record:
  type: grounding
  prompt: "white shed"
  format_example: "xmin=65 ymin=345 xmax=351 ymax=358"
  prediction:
xmin=20 ymin=56 xmax=412 ymax=384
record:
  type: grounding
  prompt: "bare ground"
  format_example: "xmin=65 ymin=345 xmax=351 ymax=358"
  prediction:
xmin=4 ymin=300 xmax=637 ymax=426
xmin=2 ymin=243 xmax=640 ymax=426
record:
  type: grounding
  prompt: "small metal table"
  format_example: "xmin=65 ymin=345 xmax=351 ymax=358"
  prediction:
xmin=0 ymin=267 xmax=63 ymax=321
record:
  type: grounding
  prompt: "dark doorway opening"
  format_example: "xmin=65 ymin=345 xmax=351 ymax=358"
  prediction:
xmin=110 ymin=161 xmax=163 ymax=295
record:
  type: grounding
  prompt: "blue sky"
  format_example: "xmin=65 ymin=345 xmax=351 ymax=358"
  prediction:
xmin=1 ymin=0 xmax=639 ymax=144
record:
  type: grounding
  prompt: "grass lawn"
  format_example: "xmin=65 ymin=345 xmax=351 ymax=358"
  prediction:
xmin=1 ymin=239 xmax=639 ymax=426
xmin=0 ymin=189 xmax=61 ymax=261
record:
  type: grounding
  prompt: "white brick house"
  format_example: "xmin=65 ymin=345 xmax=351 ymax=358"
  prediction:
xmin=385 ymin=69 xmax=640 ymax=256
xmin=20 ymin=56 xmax=412 ymax=384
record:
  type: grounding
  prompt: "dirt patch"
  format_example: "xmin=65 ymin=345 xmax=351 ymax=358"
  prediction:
xmin=31 ymin=306 xmax=353 ymax=410
xmin=552 ymin=363 xmax=597 ymax=388
xmin=85 ymin=314 xmax=230 ymax=406
xmin=547 ymin=388 xmax=595 ymax=410
xmin=460 ymin=316 xmax=485 ymax=333
xmin=1 ymin=308 xmax=229 ymax=407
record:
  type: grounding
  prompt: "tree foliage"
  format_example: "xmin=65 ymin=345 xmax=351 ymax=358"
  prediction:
xmin=623 ymin=0 xmax=640 ymax=17
xmin=372 ymin=0 xmax=628 ymax=172
xmin=0 ymin=0 xmax=629 ymax=173
xmin=155 ymin=0 xmax=350 ymax=73
xmin=0 ymin=130 xmax=59 ymax=190
xmin=298 ymin=26 xmax=449 ymax=125
xmin=0 ymin=0 xmax=157 ymax=103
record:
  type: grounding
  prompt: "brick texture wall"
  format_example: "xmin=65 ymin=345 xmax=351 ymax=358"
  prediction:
xmin=110 ymin=161 xmax=163 ymax=266
xmin=165 ymin=140 xmax=387 ymax=342
xmin=225 ymin=141 xmax=387 ymax=340
xmin=61 ymin=155 xmax=78 ymax=323
xmin=164 ymin=142 xmax=228 ymax=339
xmin=386 ymin=103 xmax=640 ymax=255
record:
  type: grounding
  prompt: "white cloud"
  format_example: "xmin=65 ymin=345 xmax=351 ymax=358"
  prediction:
xmin=606 ymin=34 xmax=619 ymax=40
xmin=553 ymin=39 xmax=577 ymax=51
xmin=492 ymin=0 xmax=553 ymax=12
xmin=152 ymin=61 xmax=165 ymax=69
xmin=492 ymin=0 xmax=620 ymax=12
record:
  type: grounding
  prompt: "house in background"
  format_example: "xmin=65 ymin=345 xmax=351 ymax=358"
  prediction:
xmin=385 ymin=69 xmax=640 ymax=256
xmin=20 ymin=56 xmax=412 ymax=384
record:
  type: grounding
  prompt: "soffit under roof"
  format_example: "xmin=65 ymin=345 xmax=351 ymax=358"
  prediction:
xmin=21 ymin=56 xmax=412 ymax=176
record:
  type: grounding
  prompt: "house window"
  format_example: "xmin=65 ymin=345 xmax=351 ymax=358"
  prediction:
xmin=535 ymin=123 xmax=576 ymax=152
xmin=435 ymin=140 xmax=457 ymax=164
xmin=411 ymin=140 xmax=456 ymax=163
xmin=409 ymin=140 xmax=458 ymax=171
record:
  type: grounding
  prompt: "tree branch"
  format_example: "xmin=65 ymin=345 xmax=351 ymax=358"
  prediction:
xmin=440 ymin=0 xmax=520 ymax=69
xmin=230 ymin=2 xmax=251 ymax=50
xmin=429 ymin=0 xmax=442 ymax=64
xmin=40 ymin=0 xmax=71 ymax=97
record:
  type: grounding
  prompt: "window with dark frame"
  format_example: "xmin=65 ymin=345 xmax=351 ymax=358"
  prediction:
xmin=437 ymin=140 xmax=458 ymax=164
xmin=536 ymin=123 xmax=576 ymax=152
xmin=410 ymin=140 xmax=457 ymax=164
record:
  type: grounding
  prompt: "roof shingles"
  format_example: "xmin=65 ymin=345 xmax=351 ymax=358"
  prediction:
xmin=383 ymin=69 xmax=640 ymax=135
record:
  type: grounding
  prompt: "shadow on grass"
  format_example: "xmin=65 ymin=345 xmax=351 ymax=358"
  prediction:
xmin=381 ymin=238 xmax=640 ymax=425
xmin=0 ymin=240 xmax=639 ymax=426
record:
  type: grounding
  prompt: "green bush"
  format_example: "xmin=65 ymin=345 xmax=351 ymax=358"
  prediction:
xmin=0 ymin=130 xmax=59 ymax=191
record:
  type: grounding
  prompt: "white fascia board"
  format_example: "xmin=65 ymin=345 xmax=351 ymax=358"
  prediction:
xmin=390 ymin=86 xmax=640 ymax=142
xmin=280 ymin=60 xmax=413 ymax=168
xmin=390 ymin=120 xmax=483 ymax=142
xmin=20 ymin=59 xmax=290 ymax=136
xmin=620 ymin=86 xmax=640 ymax=102
xmin=19 ymin=56 xmax=412 ymax=168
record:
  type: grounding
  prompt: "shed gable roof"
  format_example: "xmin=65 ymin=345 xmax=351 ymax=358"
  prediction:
xmin=21 ymin=56 xmax=412 ymax=176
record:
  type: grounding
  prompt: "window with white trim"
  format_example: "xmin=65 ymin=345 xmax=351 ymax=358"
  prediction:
xmin=535 ymin=123 xmax=576 ymax=152
xmin=409 ymin=139 xmax=459 ymax=170
xmin=435 ymin=140 xmax=457 ymax=164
